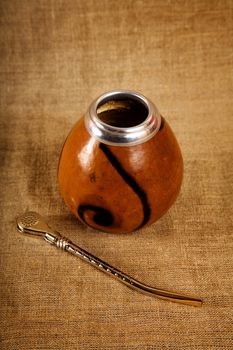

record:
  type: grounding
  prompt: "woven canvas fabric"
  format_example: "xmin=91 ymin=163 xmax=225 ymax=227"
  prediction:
xmin=0 ymin=0 xmax=233 ymax=349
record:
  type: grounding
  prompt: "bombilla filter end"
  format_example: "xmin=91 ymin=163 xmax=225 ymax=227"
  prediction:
xmin=17 ymin=211 xmax=51 ymax=237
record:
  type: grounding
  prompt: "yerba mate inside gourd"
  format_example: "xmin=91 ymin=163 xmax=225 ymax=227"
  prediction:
xmin=96 ymin=97 xmax=148 ymax=128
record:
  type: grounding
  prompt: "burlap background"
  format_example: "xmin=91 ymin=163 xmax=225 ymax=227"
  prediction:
xmin=0 ymin=0 xmax=233 ymax=349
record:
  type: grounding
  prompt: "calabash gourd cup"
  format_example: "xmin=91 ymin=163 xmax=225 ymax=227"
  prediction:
xmin=58 ymin=90 xmax=183 ymax=233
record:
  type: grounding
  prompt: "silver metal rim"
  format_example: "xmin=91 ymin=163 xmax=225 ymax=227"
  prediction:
xmin=84 ymin=90 xmax=161 ymax=146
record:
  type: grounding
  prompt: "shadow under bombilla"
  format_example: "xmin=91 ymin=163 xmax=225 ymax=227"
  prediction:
xmin=17 ymin=211 xmax=203 ymax=307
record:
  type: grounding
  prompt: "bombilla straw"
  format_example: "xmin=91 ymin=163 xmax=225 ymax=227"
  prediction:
xmin=17 ymin=211 xmax=203 ymax=307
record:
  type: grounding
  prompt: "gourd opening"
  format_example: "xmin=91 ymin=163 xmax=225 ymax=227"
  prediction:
xmin=96 ymin=94 xmax=148 ymax=128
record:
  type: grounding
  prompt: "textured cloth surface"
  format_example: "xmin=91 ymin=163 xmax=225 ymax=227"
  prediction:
xmin=0 ymin=0 xmax=233 ymax=349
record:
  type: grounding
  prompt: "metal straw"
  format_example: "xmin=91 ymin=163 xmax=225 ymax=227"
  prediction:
xmin=17 ymin=211 xmax=203 ymax=307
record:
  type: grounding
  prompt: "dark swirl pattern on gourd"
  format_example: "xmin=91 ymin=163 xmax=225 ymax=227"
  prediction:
xmin=77 ymin=144 xmax=151 ymax=230
xmin=78 ymin=205 xmax=114 ymax=227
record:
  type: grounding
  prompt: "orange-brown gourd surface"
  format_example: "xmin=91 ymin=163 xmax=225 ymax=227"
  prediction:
xmin=58 ymin=117 xmax=183 ymax=233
